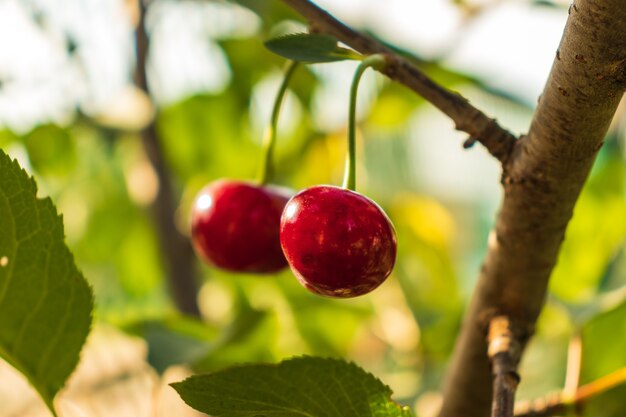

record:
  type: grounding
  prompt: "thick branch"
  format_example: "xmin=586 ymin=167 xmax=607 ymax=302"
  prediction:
xmin=280 ymin=0 xmax=517 ymax=163
xmin=135 ymin=0 xmax=200 ymax=316
xmin=440 ymin=1 xmax=626 ymax=416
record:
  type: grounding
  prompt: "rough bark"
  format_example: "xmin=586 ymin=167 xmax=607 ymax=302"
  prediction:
xmin=439 ymin=1 xmax=626 ymax=416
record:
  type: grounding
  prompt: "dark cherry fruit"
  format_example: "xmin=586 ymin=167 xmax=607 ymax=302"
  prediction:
xmin=280 ymin=185 xmax=397 ymax=298
xmin=191 ymin=179 xmax=292 ymax=273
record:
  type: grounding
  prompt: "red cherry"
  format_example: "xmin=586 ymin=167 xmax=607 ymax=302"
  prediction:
xmin=280 ymin=185 xmax=397 ymax=297
xmin=191 ymin=179 xmax=292 ymax=273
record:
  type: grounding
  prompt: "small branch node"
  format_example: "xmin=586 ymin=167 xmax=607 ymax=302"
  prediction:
xmin=488 ymin=316 xmax=520 ymax=359
xmin=463 ymin=136 xmax=478 ymax=149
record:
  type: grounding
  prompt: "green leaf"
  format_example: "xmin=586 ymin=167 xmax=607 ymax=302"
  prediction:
xmin=172 ymin=356 xmax=414 ymax=417
xmin=580 ymin=296 xmax=626 ymax=384
xmin=265 ymin=33 xmax=361 ymax=63
xmin=128 ymin=316 xmax=217 ymax=374
xmin=0 ymin=149 xmax=93 ymax=416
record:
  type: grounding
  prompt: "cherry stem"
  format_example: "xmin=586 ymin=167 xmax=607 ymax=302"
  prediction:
xmin=258 ymin=61 xmax=299 ymax=185
xmin=342 ymin=54 xmax=388 ymax=191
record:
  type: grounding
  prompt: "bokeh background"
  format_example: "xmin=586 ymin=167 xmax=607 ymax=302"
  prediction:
xmin=1 ymin=0 xmax=626 ymax=416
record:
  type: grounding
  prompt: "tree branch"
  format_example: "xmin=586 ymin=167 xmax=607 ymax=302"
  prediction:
xmin=134 ymin=0 xmax=200 ymax=316
xmin=279 ymin=0 xmax=517 ymax=163
xmin=488 ymin=316 xmax=521 ymax=417
xmin=440 ymin=1 xmax=626 ymax=416
xmin=563 ymin=335 xmax=583 ymax=399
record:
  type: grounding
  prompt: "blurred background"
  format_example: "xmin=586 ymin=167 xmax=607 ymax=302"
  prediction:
xmin=1 ymin=0 xmax=625 ymax=416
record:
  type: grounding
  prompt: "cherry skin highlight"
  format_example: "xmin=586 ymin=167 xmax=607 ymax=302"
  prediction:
xmin=280 ymin=185 xmax=397 ymax=297
xmin=191 ymin=179 xmax=292 ymax=273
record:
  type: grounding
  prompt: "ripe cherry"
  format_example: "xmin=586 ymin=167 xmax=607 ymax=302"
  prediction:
xmin=191 ymin=179 xmax=292 ymax=273
xmin=280 ymin=185 xmax=397 ymax=297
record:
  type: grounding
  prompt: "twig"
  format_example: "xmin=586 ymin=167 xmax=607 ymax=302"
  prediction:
xmin=563 ymin=335 xmax=582 ymax=400
xmin=515 ymin=367 xmax=626 ymax=417
xmin=134 ymin=0 xmax=201 ymax=316
xmin=280 ymin=0 xmax=517 ymax=163
xmin=488 ymin=316 xmax=522 ymax=417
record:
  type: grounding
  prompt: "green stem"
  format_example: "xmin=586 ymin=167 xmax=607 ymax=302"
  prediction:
xmin=342 ymin=54 xmax=388 ymax=191
xmin=258 ymin=61 xmax=299 ymax=185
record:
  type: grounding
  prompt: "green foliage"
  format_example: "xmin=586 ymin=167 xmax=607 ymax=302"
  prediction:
xmin=126 ymin=315 xmax=218 ymax=374
xmin=550 ymin=150 xmax=626 ymax=302
xmin=22 ymin=124 xmax=76 ymax=178
xmin=265 ymin=33 xmax=361 ymax=63
xmin=581 ymin=296 xmax=626 ymax=384
xmin=0 ymin=149 xmax=93 ymax=415
xmin=579 ymin=296 xmax=626 ymax=417
xmin=172 ymin=356 xmax=414 ymax=417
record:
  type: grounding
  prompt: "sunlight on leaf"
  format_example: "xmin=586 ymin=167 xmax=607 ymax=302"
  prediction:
xmin=172 ymin=356 xmax=414 ymax=417
xmin=0 ymin=149 xmax=93 ymax=416
xmin=265 ymin=33 xmax=361 ymax=63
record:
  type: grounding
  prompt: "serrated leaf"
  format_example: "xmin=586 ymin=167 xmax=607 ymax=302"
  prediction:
xmin=0 ymin=149 xmax=93 ymax=416
xmin=172 ymin=356 xmax=414 ymax=417
xmin=265 ymin=33 xmax=361 ymax=63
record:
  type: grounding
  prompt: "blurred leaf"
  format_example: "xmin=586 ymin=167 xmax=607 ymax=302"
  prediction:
xmin=192 ymin=302 xmax=274 ymax=372
xmin=290 ymin=133 xmax=344 ymax=189
xmin=127 ymin=316 xmax=218 ymax=374
xmin=582 ymin=384 xmax=626 ymax=417
xmin=290 ymin=303 xmax=368 ymax=355
xmin=364 ymin=132 xmax=415 ymax=197
xmin=369 ymin=92 xmax=418 ymax=127
xmin=392 ymin=195 xmax=455 ymax=252
xmin=172 ymin=356 xmax=413 ymax=417
xmin=580 ymin=298 xmax=626 ymax=384
xmin=214 ymin=304 xmax=267 ymax=347
xmin=516 ymin=302 xmax=571 ymax=401
xmin=0 ymin=149 xmax=93 ymax=415
xmin=22 ymin=124 xmax=76 ymax=178
xmin=158 ymin=94 xmax=258 ymax=181
xmin=230 ymin=0 xmax=269 ymax=16
xmin=389 ymin=194 xmax=462 ymax=362
xmin=116 ymin=216 xmax=163 ymax=296
xmin=0 ymin=130 xmax=18 ymax=147
xmin=550 ymin=162 xmax=626 ymax=302
xmin=54 ymin=132 xmax=169 ymax=319
xmin=265 ymin=33 xmax=361 ymax=63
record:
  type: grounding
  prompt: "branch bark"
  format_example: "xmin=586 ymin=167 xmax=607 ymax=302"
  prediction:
xmin=134 ymin=0 xmax=201 ymax=316
xmin=440 ymin=1 xmax=626 ymax=416
xmin=488 ymin=316 xmax=521 ymax=417
xmin=280 ymin=0 xmax=517 ymax=163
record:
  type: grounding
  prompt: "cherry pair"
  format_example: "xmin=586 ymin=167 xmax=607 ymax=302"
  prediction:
xmin=191 ymin=55 xmax=396 ymax=298
xmin=191 ymin=180 xmax=396 ymax=298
